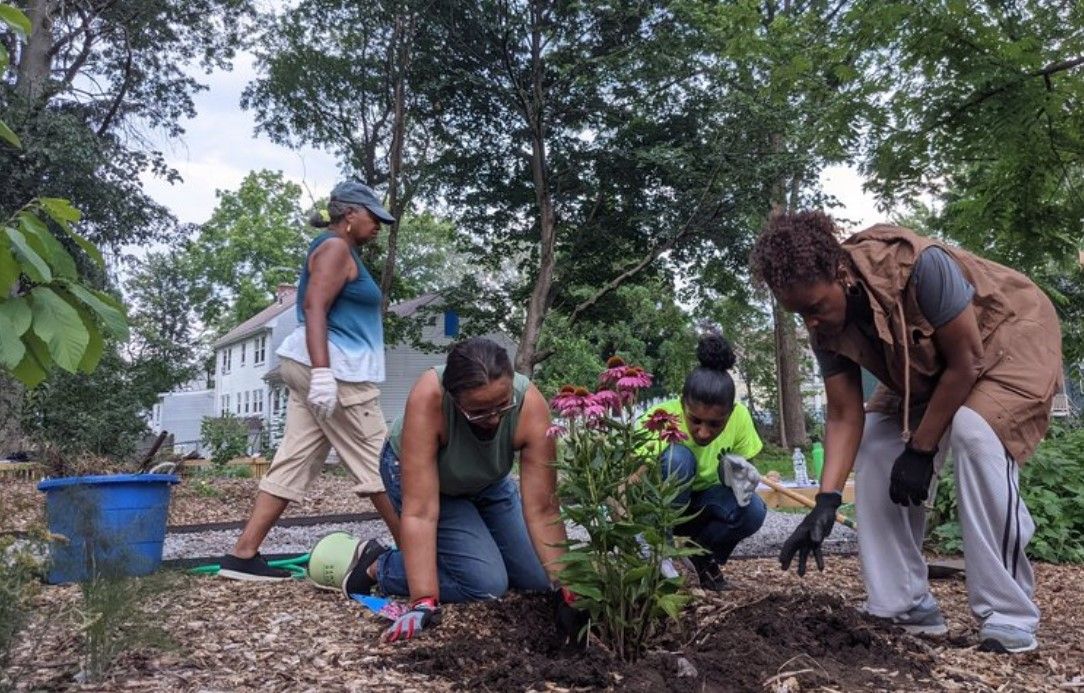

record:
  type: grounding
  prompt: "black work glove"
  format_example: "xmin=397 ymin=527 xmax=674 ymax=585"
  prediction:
xmin=888 ymin=445 xmax=936 ymax=507
xmin=779 ymin=492 xmax=841 ymax=577
xmin=551 ymin=585 xmax=589 ymax=649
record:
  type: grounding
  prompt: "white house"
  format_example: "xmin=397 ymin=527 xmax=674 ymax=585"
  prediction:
xmin=150 ymin=285 xmax=516 ymax=456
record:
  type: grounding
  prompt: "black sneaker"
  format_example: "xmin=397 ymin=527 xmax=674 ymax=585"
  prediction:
xmin=690 ymin=554 xmax=727 ymax=591
xmin=218 ymin=552 xmax=293 ymax=582
xmin=341 ymin=539 xmax=390 ymax=598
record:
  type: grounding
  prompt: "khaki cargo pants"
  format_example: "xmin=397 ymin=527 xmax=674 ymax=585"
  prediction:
xmin=259 ymin=358 xmax=387 ymax=502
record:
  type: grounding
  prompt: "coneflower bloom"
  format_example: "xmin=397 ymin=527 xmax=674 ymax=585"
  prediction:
xmin=616 ymin=366 xmax=653 ymax=391
xmin=657 ymin=426 xmax=688 ymax=444
xmin=545 ymin=424 xmax=568 ymax=439
xmin=550 ymin=385 xmax=596 ymax=417
xmin=643 ymin=408 xmax=681 ymax=432
xmin=598 ymin=355 xmax=628 ymax=386
xmin=591 ymin=388 xmax=623 ymax=414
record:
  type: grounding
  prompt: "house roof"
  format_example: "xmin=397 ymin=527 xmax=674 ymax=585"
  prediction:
xmin=213 ymin=290 xmax=444 ymax=349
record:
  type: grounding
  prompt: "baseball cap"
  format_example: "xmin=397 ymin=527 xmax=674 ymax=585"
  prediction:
xmin=329 ymin=180 xmax=396 ymax=224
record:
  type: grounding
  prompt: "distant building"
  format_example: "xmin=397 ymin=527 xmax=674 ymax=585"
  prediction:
xmin=150 ymin=285 xmax=516 ymax=456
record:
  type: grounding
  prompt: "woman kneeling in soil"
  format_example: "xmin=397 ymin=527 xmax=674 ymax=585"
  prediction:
xmin=345 ymin=337 xmax=585 ymax=643
xmin=752 ymin=211 xmax=1061 ymax=654
xmin=640 ymin=333 xmax=767 ymax=590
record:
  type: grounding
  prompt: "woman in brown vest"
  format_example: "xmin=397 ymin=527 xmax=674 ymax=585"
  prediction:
xmin=751 ymin=211 xmax=1061 ymax=654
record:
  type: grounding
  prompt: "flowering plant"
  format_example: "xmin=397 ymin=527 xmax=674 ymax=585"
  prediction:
xmin=550 ymin=357 xmax=701 ymax=661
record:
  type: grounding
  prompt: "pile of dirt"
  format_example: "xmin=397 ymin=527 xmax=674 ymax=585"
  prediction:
xmin=394 ymin=591 xmax=934 ymax=691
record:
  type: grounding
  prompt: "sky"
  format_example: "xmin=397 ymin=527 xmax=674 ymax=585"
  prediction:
xmin=140 ymin=54 xmax=888 ymax=234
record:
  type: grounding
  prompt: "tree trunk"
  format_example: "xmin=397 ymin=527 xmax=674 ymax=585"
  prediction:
xmin=15 ymin=0 xmax=55 ymax=104
xmin=513 ymin=7 xmax=556 ymax=376
xmin=379 ymin=11 xmax=414 ymax=316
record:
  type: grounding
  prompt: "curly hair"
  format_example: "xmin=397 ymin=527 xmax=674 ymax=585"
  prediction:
xmin=750 ymin=210 xmax=848 ymax=291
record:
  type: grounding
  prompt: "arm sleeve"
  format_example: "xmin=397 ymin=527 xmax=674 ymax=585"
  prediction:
xmin=911 ymin=247 xmax=975 ymax=327
xmin=815 ymin=347 xmax=857 ymax=379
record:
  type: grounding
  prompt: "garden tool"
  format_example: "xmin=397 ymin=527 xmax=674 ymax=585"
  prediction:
xmin=759 ymin=476 xmax=857 ymax=530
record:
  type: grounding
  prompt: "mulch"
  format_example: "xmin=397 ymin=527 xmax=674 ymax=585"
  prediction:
xmin=4 ymin=558 xmax=1082 ymax=691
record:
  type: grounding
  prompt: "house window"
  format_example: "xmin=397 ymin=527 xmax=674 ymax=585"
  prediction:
xmin=253 ymin=388 xmax=264 ymax=414
xmin=224 ymin=394 xmax=231 ymax=414
xmin=243 ymin=390 xmax=250 ymax=414
xmin=235 ymin=393 xmax=241 ymax=414
xmin=271 ymin=388 xmax=281 ymax=416
xmin=221 ymin=351 xmax=227 ymax=374
xmin=444 ymin=310 xmax=460 ymax=338
xmin=223 ymin=348 xmax=232 ymax=374
xmin=254 ymin=335 xmax=267 ymax=365
xmin=240 ymin=342 xmax=246 ymax=367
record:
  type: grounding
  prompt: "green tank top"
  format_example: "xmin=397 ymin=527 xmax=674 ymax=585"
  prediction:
xmin=389 ymin=366 xmax=530 ymax=496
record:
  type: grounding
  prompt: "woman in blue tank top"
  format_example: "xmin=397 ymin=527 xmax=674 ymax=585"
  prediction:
xmin=220 ymin=181 xmax=400 ymax=582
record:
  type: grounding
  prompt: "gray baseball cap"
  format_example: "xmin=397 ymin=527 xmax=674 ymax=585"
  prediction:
xmin=330 ymin=180 xmax=396 ymax=224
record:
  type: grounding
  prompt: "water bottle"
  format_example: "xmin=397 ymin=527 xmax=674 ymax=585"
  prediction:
xmin=792 ymin=447 xmax=810 ymax=486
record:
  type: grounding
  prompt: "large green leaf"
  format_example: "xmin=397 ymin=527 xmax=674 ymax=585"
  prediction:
xmin=39 ymin=198 xmax=82 ymax=224
xmin=0 ymin=295 xmax=32 ymax=334
xmin=58 ymin=225 xmax=103 ymax=268
xmin=0 ymin=233 xmax=18 ymax=291
xmin=20 ymin=213 xmax=76 ymax=279
xmin=0 ymin=312 xmax=25 ymax=368
xmin=0 ymin=120 xmax=20 ymax=148
xmin=0 ymin=5 xmax=31 ymax=36
xmin=11 ymin=333 xmax=49 ymax=387
xmin=4 ymin=226 xmax=50 ymax=282
xmin=75 ymin=307 xmax=104 ymax=373
xmin=30 ymin=286 xmax=89 ymax=372
xmin=60 ymin=281 xmax=128 ymax=339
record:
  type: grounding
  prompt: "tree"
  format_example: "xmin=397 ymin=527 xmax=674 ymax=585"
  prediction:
xmin=183 ymin=170 xmax=311 ymax=335
xmin=1 ymin=0 xmax=254 ymax=251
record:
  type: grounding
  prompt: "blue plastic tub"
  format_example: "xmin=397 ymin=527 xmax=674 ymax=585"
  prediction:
xmin=38 ymin=473 xmax=179 ymax=584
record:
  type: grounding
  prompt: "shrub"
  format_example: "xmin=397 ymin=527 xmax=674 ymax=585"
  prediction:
xmin=552 ymin=358 xmax=700 ymax=662
xmin=929 ymin=423 xmax=1084 ymax=563
xmin=200 ymin=414 xmax=248 ymax=470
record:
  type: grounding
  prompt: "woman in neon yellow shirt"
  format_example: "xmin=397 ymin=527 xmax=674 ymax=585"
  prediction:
xmin=641 ymin=333 xmax=766 ymax=590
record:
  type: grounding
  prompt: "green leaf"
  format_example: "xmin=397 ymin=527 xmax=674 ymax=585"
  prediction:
xmin=20 ymin=213 xmax=77 ymax=279
xmin=75 ymin=308 xmax=104 ymax=373
xmin=0 ymin=234 xmax=18 ymax=292
xmin=39 ymin=198 xmax=82 ymax=224
xmin=4 ymin=226 xmax=51 ymax=282
xmin=0 ymin=296 xmax=32 ymax=334
xmin=0 ymin=311 xmax=25 ymax=368
xmin=59 ymin=225 xmax=103 ymax=268
xmin=0 ymin=120 xmax=21 ymax=148
xmin=11 ymin=333 xmax=49 ymax=387
xmin=0 ymin=5 xmax=31 ymax=36
xmin=30 ymin=286 xmax=89 ymax=372
xmin=58 ymin=282 xmax=128 ymax=339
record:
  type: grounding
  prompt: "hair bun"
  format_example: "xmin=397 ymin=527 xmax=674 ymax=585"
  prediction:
xmin=697 ymin=333 xmax=735 ymax=372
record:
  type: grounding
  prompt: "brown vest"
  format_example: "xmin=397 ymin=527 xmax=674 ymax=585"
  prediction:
xmin=812 ymin=225 xmax=1062 ymax=463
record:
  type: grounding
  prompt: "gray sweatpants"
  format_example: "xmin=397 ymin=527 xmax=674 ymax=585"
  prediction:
xmin=855 ymin=406 xmax=1039 ymax=633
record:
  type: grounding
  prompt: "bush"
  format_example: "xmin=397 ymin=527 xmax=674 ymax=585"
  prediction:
xmin=200 ymin=414 xmax=248 ymax=470
xmin=552 ymin=358 xmax=700 ymax=662
xmin=929 ymin=423 xmax=1084 ymax=563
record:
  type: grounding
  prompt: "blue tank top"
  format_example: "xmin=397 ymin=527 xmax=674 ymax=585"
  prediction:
xmin=277 ymin=233 xmax=385 ymax=382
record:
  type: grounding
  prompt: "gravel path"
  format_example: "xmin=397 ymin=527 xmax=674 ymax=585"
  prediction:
xmin=162 ymin=509 xmax=857 ymax=562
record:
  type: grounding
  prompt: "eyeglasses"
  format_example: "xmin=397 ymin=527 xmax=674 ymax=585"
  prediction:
xmin=457 ymin=400 xmax=518 ymax=423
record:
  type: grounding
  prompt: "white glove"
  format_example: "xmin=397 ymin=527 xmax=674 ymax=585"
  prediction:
xmin=635 ymin=533 xmax=679 ymax=579
xmin=307 ymin=367 xmax=338 ymax=421
xmin=721 ymin=453 xmax=761 ymax=507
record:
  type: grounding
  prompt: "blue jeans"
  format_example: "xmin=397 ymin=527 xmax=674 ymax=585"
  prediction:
xmin=661 ymin=445 xmax=766 ymax=564
xmin=374 ymin=443 xmax=551 ymax=602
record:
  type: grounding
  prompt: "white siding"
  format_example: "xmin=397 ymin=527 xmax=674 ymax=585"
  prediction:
xmin=151 ymin=389 xmax=215 ymax=455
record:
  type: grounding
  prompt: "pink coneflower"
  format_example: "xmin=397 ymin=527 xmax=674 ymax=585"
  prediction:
xmin=658 ymin=426 xmax=688 ymax=444
xmin=545 ymin=424 xmax=568 ymax=439
xmin=616 ymin=366 xmax=653 ymax=391
xmin=643 ymin=408 xmax=681 ymax=432
xmin=550 ymin=385 xmax=594 ymax=417
xmin=591 ymin=388 xmax=622 ymax=414
xmin=598 ymin=355 xmax=628 ymax=386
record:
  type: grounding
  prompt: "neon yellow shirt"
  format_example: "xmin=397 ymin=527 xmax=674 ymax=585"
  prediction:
xmin=640 ymin=398 xmax=763 ymax=491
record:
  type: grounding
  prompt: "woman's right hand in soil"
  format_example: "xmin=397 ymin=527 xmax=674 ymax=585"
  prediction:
xmin=779 ymin=492 xmax=842 ymax=577
xmin=307 ymin=367 xmax=338 ymax=420
xmin=382 ymin=597 xmax=441 ymax=643
xmin=551 ymin=586 xmax=589 ymax=649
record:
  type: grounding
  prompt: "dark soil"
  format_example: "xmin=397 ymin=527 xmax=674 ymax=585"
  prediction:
xmin=392 ymin=591 xmax=936 ymax=691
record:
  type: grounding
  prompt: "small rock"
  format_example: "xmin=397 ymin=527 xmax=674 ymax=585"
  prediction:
xmin=675 ymin=656 xmax=698 ymax=678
